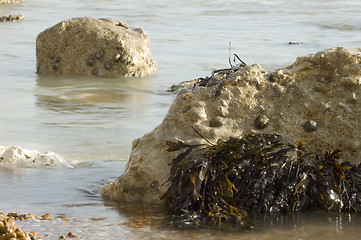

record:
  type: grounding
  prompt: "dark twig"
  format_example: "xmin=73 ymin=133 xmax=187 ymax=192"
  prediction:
xmin=191 ymin=126 xmax=213 ymax=146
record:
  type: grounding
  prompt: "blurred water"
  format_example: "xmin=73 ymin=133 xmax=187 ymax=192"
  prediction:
xmin=1 ymin=0 xmax=361 ymax=239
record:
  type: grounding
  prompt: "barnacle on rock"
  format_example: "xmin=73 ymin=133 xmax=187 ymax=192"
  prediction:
xmin=303 ymin=120 xmax=318 ymax=132
xmin=52 ymin=62 xmax=59 ymax=70
xmin=254 ymin=114 xmax=269 ymax=129
xmin=104 ymin=61 xmax=113 ymax=70
xmin=95 ymin=50 xmax=105 ymax=60
xmin=162 ymin=133 xmax=361 ymax=228
xmin=113 ymin=53 xmax=121 ymax=62
xmin=86 ymin=58 xmax=94 ymax=66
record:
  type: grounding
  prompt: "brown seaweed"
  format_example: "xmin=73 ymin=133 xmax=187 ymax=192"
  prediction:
xmin=162 ymin=133 xmax=361 ymax=228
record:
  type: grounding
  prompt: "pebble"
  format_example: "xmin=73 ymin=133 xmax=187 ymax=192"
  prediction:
xmin=58 ymin=232 xmax=79 ymax=239
xmin=0 ymin=212 xmax=70 ymax=240
xmin=41 ymin=214 xmax=52 ymax=220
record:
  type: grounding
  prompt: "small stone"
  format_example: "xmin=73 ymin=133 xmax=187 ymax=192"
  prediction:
xmin=16 ymin=230 xmax=26 ymax=239
xmin=49 ymin=53 xmax=56 ymax=59
xmin=55 ymin=56 xmax=61 ymax=62
xmin=41 ymin=213 xmax=52 ymax=220
xmin=254 ymin=114 xmax=269 ymax=129
xmin=1 ymin=232 xmax=16 ymax=240
xmin=303 ymin=120 xmax=318 ymax=132
xmin=0 ymin=226 xmax=8 ymax=234
xmin=7 ymin=213 xmax=19 ymax=218
xmin=67 ymin=232 xmax=79 ymax=238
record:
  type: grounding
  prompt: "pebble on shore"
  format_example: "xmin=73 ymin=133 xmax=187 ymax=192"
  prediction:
xmin=0 ymin=212 xmax=78 ymax=240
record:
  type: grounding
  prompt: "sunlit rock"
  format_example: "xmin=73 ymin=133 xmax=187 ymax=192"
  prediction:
xmin=36 ymin=17 xmax=157 ymax=77
xmin=101 ymin=47 xmax=361 ymax=203
xmin=0 ymin=0 xmax=23 ymax=4
xmin=0 ymin=145 xmax=73 ymax=168
xmin=0 ymin=14 xmax=24 ymax=22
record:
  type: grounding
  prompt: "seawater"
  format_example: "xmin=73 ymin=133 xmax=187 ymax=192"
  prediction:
xmin=1 ymin=0 xmax=361 ymax=239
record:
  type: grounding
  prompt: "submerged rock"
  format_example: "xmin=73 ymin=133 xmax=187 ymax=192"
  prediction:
xmin=0 ymin=145 xmax=72 ymax=168
xmin=0 ymin=14 xmax=24 ymax=22
xmin=0 ymin=0 xmax=23 ymax=4
xmin=101 ymin=47 xmax=361 ymax=203
xmin=36 ymin=17 xmax=157 ymax=77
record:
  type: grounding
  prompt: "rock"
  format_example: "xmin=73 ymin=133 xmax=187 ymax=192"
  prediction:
xmin=36 ymin=17 xmax=157 ymax=77
xmin=0 ymin=145 xmax=73 ymax=169
xmin=0 ymin=216 xmax=29 ymax=240
xmin=101 ymin=47 xmax=361 ymax=203
xmin=0 ymin=0 xmax=23 ymax=4
xmin=0 ymin=14 xmax=24 ymax=22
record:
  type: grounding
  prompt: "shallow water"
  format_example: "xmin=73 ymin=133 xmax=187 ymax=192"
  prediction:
xmin=1 ymin=0 xmax=361 ymax=239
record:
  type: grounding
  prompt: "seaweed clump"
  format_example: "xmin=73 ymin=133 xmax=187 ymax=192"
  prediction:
xmin=162 ymin=133 xmax=361 ymax=228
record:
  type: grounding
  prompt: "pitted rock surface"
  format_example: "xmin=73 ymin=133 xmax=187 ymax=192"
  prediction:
xmin=101 ymin=47 xmax=361 ymax=202
xmin=36 ymin=17 xmax=157 ymax=77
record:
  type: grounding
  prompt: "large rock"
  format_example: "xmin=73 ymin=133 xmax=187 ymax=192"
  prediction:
xmin=36 ymin=17 xmax=157 ymax=77
xmin=101 ymin=47 xmax=361 ymax=203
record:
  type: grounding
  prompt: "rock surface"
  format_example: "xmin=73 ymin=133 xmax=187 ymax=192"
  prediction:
xmin=36 ymin=17 xmax=157 ymax=77
xmin=0 ymin=145 xmax=72 ymax=168
xmin=101 ymin=47 xmax=361 ymax=203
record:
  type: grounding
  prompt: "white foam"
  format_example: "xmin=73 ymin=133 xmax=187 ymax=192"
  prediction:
xmin=0 ymin=145 xmax=73 ymax=169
